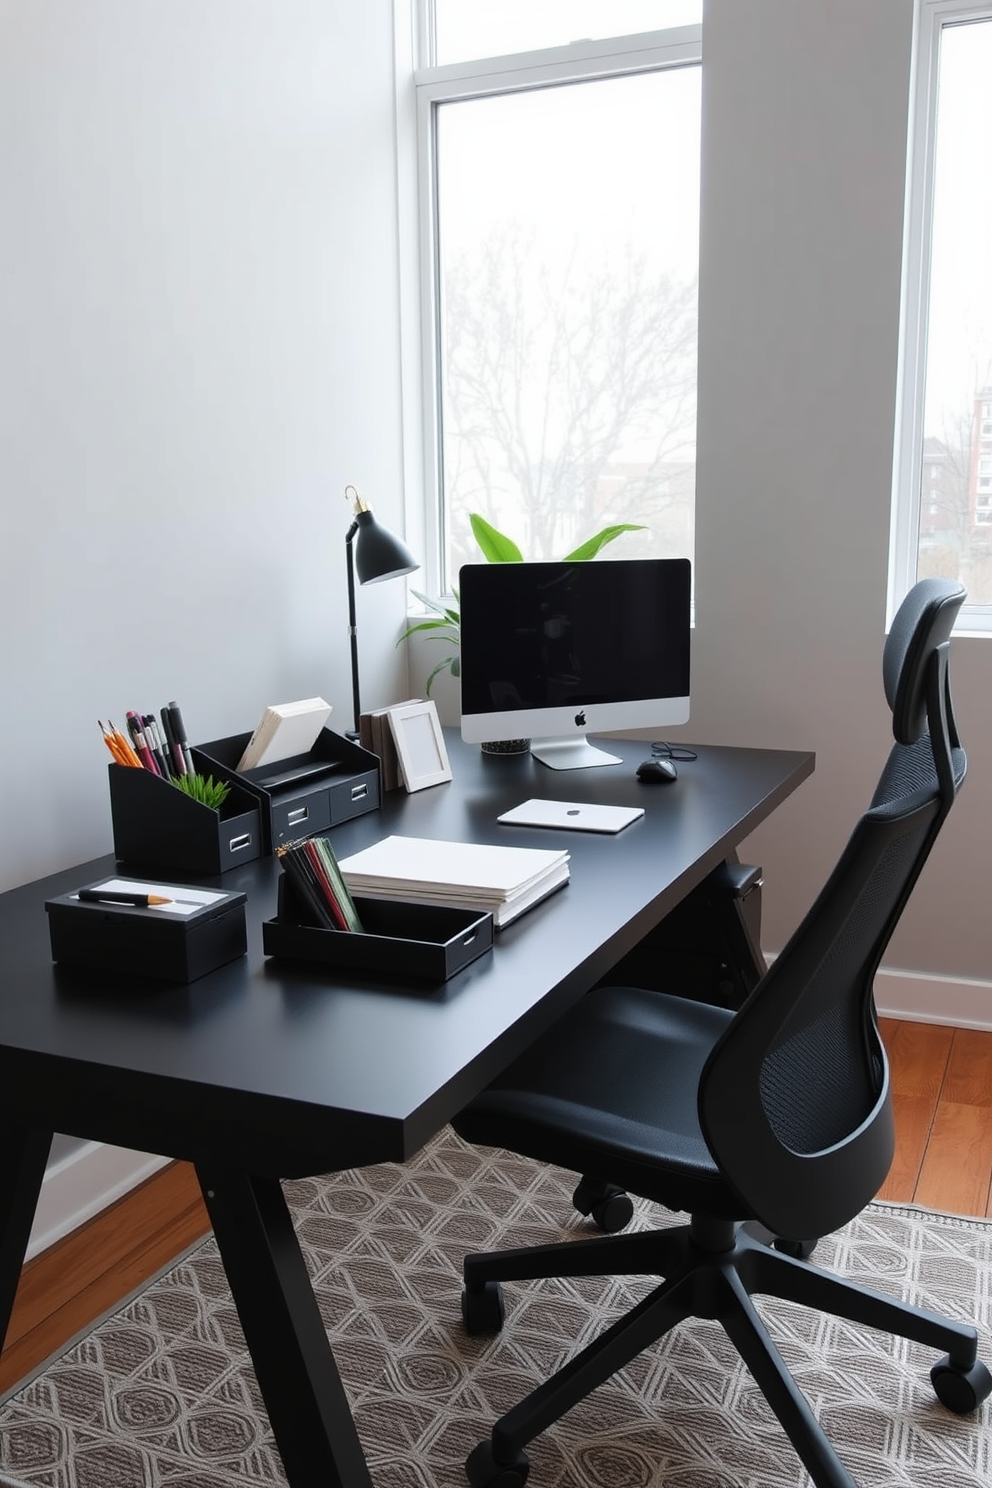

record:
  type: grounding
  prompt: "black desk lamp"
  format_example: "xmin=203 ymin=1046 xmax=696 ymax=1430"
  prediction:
xmin=344 ymin=484 xmax=419 ymax=737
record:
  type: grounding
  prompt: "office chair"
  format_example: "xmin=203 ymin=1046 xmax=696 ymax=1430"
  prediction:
xmin=452 ymin=578 xmax=991 ymax=1488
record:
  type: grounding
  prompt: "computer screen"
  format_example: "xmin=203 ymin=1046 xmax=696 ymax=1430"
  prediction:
xmin=459 ymin=558 xmax=691 ymax=769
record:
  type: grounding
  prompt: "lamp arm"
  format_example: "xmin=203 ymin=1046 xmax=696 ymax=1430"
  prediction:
xmin=345 ymin=523 xmax=361 ymax=737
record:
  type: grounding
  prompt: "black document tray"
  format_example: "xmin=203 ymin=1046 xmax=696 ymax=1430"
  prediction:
xmin=263 ymin=878 xmax=492 ymax=983
xmin=194 ymin=728 xmax=380 ymax=853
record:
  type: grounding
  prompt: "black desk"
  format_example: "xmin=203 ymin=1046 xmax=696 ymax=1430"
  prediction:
xmin=0 ymin=734 xmax=812 ymax=1487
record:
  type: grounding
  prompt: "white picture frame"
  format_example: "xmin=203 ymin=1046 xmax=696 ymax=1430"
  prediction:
xmin=386 ymin=700 xmax=452 ymax=792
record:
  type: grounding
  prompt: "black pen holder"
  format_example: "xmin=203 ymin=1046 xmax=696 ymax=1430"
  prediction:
xmin=109 ymin=765 xmax=262 ymax=875
xmin=194 ymin=728 xmax=380 ymax=854
xmin=262 ymin=875 xmax=493 ymax=983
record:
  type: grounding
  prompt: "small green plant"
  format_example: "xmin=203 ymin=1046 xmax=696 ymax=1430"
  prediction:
xmin=172 ymin=772 xmax=231 ymax=810
xmin=398 ymin=513 xmax=646 ymax=695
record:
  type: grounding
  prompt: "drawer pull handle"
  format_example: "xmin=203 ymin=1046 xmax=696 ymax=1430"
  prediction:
xmin=351 ymin=783 xmax=369 ymax=801
xmin=287 ymin=807 xmax=310 ymax=826
xmin=229 ymin=833 xmax=252 ymax=852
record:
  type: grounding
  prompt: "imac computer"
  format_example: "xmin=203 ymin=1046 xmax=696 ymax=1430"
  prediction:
xmin=459 ymin=557 xmax=691 ymax=769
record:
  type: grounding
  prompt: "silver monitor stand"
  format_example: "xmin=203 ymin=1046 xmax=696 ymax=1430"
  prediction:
xmin=529 ymin=736 xmax=623 ymax=770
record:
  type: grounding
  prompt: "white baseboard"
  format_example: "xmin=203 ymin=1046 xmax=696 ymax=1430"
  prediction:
xmin=763 ymin=951 xmax=992 ymax=1032
xmin=872 ymin=965 xmax=992 ymax=1031
xmin=27 ymin=1143 xmax=171 ymax=1262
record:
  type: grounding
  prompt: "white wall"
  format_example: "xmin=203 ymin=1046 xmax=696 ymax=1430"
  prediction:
xmin=0 ymin=0 xmax=414 ymax=894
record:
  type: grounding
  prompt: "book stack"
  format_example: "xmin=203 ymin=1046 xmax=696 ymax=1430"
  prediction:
xmin=276 ymin=836 xmax=363 ymax=932
xmin=358 ymin=700 xmax=420 ymax=790
xmin=337 ymin=835 xmax=570 ymax=929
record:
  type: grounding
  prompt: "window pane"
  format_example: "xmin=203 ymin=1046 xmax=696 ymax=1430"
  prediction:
xmin=435 ymin=66 xmax=699 ymax=582
xmin=433 ymin=1 xmax=701 ymax=65
xmin=917 ymin=17 xmax=992 ymax=603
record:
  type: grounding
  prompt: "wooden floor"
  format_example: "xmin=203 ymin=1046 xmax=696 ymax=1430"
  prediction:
xmin=2 ymin=1016 xmax=991 ymax=1398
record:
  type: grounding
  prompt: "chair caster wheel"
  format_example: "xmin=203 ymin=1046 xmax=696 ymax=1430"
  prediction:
xmin=462 ymin=1280 xmax=505 ymax=1335
xmin=931 ymin=1355 xmax=992 ymax=1414
xmin=572 ymin=1177 xmax=634 ymax=1233
xmin=773 ymin=1236 xmax=818 ymax=1260
xmin=465 ymin=1440 xmax=530 ymax=1487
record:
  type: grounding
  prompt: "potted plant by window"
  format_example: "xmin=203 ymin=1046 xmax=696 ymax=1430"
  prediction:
xmin=399 ymin=514 xmax=645 ymax=752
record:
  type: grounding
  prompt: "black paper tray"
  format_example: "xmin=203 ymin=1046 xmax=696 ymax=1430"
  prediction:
xmin=262 ymin=896 xmax=493 ymax=982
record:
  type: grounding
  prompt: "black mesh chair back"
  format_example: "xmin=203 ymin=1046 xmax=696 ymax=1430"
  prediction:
xmin=701 ymin=578 xmax=967 ymax=1243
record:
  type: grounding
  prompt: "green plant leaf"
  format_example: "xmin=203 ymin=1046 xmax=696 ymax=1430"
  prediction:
xmin=172 ymin=772 xmax=231 ymax=810
xmin=562 ymin=524 xmax=647 ymax=561
xmin=397 ymin=589 xmax=461 ymax=647
xmin=411 ymin=589 xmax=460 ymax=623
xmin=397 ymin=617 xmax=460 ymax=644
xmin=469 ymin=514 xmax=524 ymax=563
xmin=424 ymin=654 xmax=459 ymax=695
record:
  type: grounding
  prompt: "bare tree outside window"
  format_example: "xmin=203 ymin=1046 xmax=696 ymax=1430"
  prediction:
xmin=432 ymin=64 xmax=700 ymax=586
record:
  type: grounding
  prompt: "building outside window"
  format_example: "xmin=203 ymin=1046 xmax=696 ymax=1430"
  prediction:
xmin=413 ymin=2 xmax=702 ymax=594
xmin=894 ymin=1 xmax=992 ymax=627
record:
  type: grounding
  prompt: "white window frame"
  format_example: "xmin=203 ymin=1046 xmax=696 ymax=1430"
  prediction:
xmin=407 ymin=14 xmax=702 ymax=599
xmin=892 ymin=0 xmax=992 ymax=634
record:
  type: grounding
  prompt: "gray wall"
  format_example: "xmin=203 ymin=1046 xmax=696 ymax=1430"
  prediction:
xmin=3 ymin=0 xmax=990 ymax=998
xmin=691 ymin=0 xmax=990 ymax=982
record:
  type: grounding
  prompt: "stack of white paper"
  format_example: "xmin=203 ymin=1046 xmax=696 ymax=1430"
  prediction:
xmin=338 ymin=835 xmax=570 ymax=929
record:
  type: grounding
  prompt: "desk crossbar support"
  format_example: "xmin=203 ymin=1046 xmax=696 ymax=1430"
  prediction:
xmin=196 ymin=1166 xmax=373 ymax=1488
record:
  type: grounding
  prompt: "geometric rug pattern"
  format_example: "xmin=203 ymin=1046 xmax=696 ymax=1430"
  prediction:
xmin=1 ymin=1124 xmax=991 ymax=1487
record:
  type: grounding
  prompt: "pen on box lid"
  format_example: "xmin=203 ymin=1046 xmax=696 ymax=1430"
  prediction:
xmin=77 ymin=888 xmax=173 ymax=907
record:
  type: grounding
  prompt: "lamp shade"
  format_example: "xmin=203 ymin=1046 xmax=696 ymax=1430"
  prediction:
xmin=353 ymin=509 xmax=418 ymax=585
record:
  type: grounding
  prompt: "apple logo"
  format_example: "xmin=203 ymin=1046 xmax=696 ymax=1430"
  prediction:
xmin=574 ymin=710 xmax=586 ymax=727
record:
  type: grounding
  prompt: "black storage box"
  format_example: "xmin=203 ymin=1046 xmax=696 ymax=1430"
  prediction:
xmin=109 ymin=764 xmax=262 ymax=875
xmin=263 ymin=877 xmax=492 ymax=983
xmin=45 ymin=880 xmax=249 ymax=984
xmin=195 ymin=728 xmax=380 ymax=854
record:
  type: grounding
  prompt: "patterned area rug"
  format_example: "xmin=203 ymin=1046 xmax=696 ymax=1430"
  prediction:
xmin=1 ymin=1126 xmax=991 ymax=1488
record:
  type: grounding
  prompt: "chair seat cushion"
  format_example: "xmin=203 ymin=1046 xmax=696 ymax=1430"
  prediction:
xmin=453 ymin=985 xmax=748 ymax=1219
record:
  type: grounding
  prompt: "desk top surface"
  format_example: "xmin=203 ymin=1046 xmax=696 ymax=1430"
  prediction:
xmin=0 ymin=734 xmax=813 ymax=1175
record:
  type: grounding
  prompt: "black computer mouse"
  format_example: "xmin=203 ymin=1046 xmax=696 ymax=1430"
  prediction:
xmin=636 ymin=757 xmax=678 ymax=784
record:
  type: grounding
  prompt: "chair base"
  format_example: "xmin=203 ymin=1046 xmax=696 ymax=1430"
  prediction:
xmin=462 ymin=1217 xmax=991 ymax=1488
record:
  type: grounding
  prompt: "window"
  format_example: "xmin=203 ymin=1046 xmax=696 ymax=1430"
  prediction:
xmin=413 ymin=5 xmax=702 ymax=594
xmin=430 ymin=0 xmax=701 ymax=65
xmin=894 ymin=2 xmax=992 ymax=630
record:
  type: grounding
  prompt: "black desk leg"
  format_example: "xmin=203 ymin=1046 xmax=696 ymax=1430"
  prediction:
xmin=0 ymin=1126 xmax=53 ymax=1354
xmin=195 ymin=1166 xmax=373 ymax=1488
